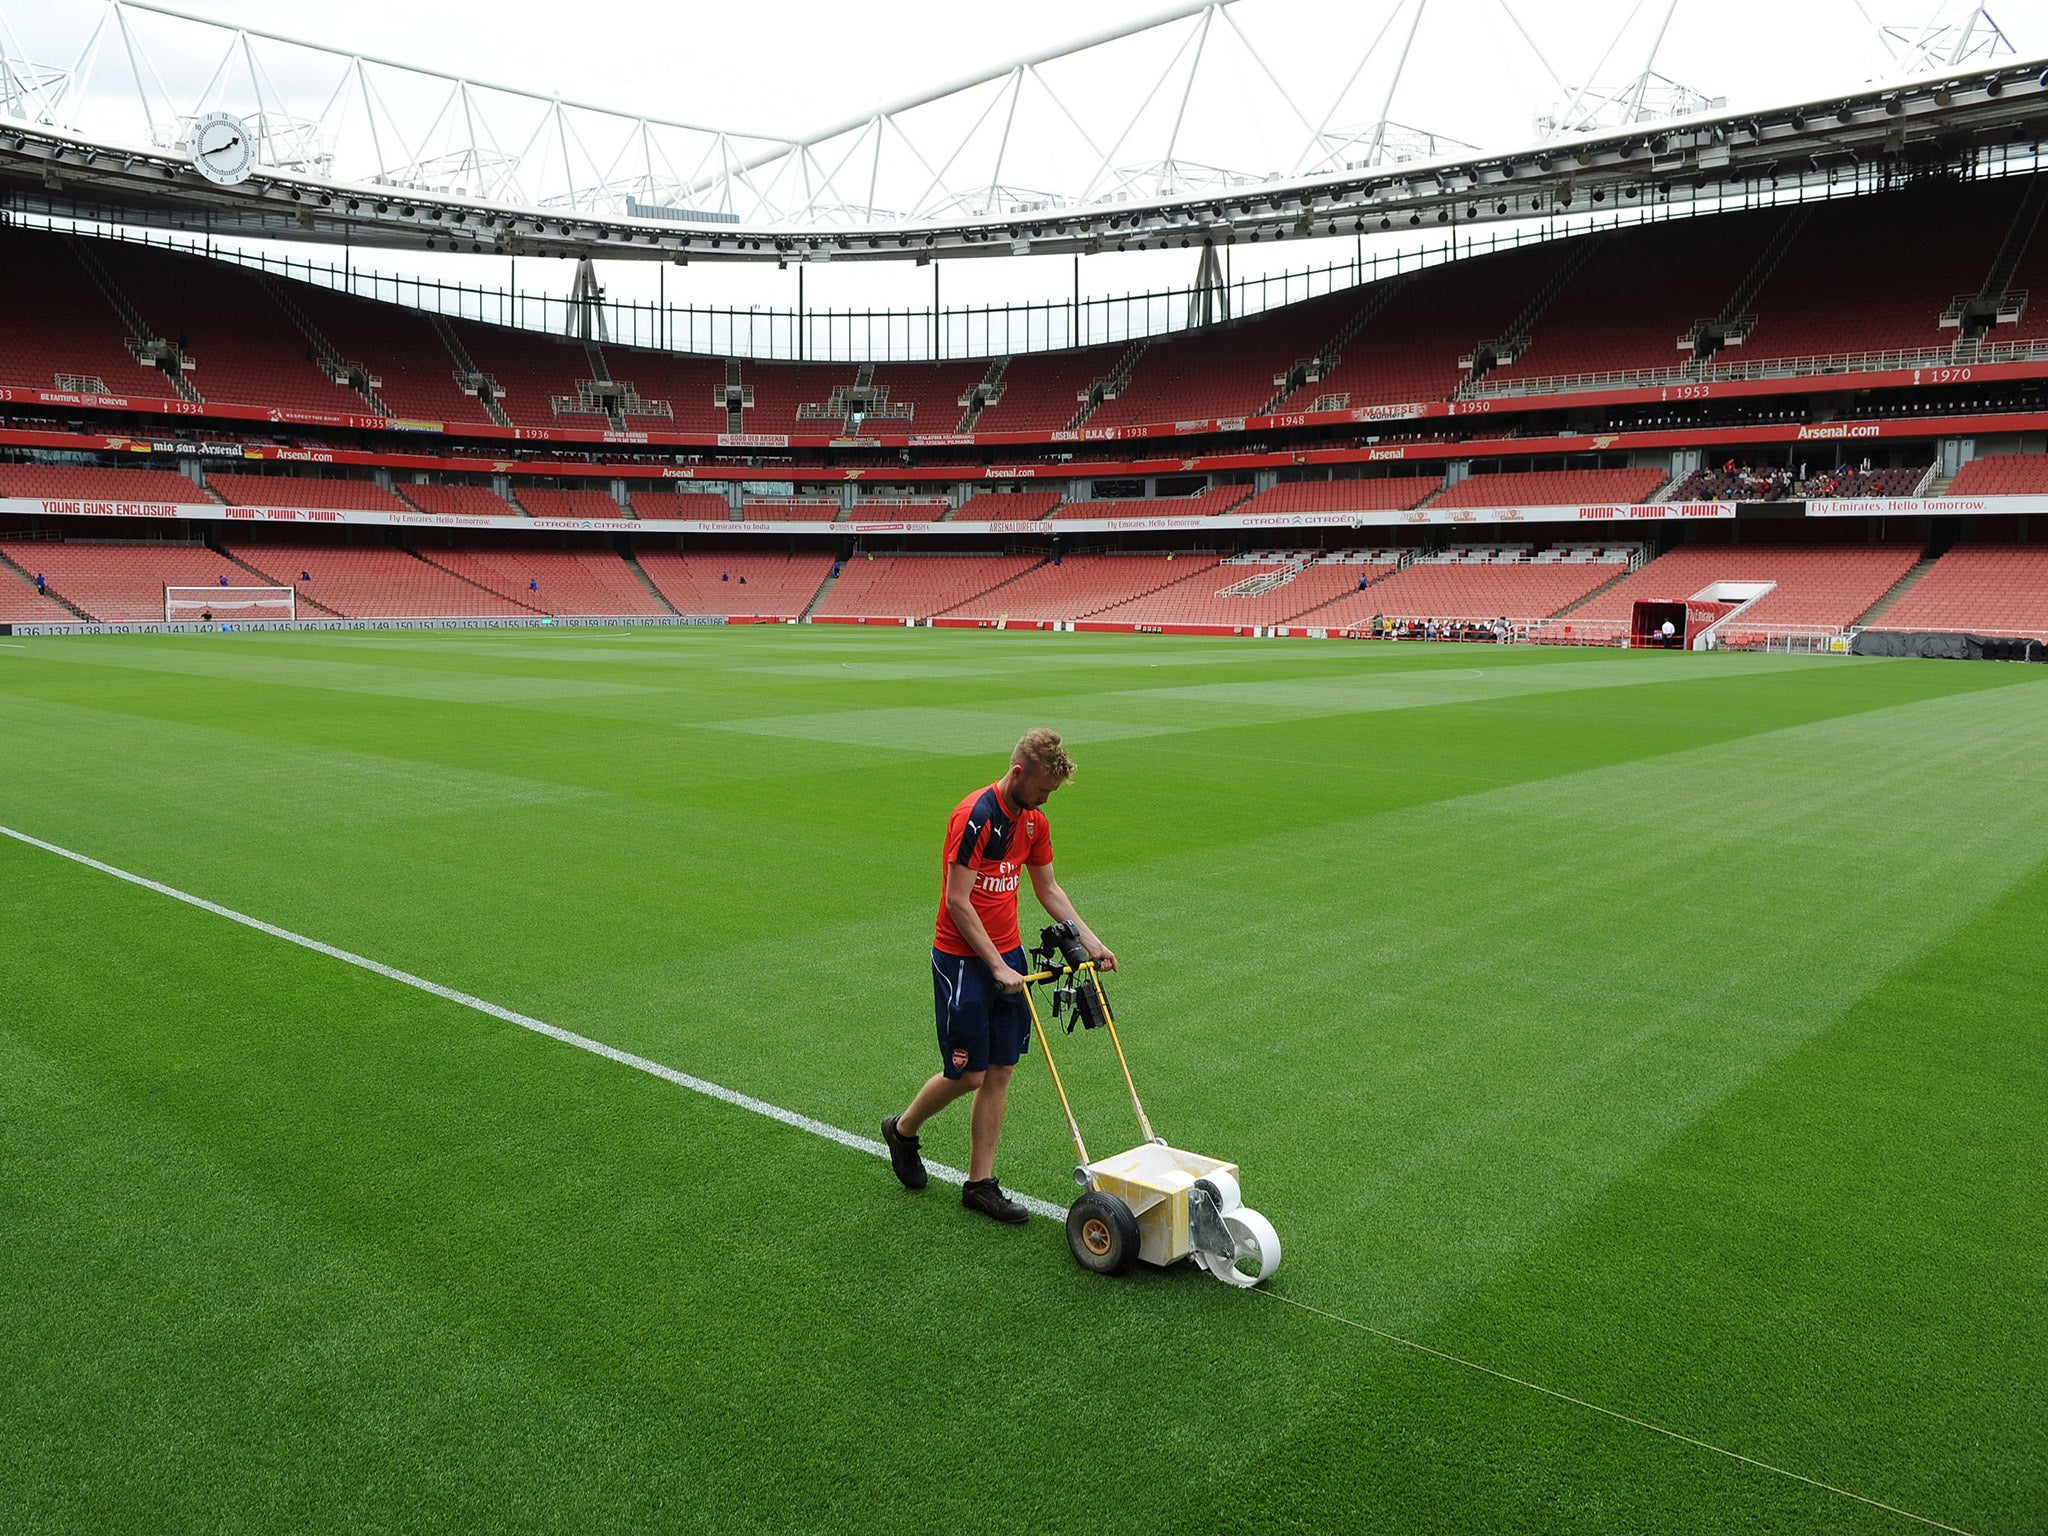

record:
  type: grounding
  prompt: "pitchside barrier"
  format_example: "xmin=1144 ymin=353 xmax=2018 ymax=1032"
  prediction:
xmin=34 ymin=614 xmax=2031 ymax=657
xmin=1 ymin=615 xmax=743 ymax=637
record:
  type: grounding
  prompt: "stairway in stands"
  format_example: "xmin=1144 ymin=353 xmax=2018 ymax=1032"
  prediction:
xmin=1259 ymin=276 xmax=1415 ymax=415
xmin=1854 ymin=551 xmax=1940 ymax=627
xmin=720 ymin=359 xmax=752 ymax=432
xmin=801 ymin=564 xmax=843 ymax=619
xmin=622 ymin=548 xmax=681 ymax=613
xmin=1945 ymin=175 xmax=2048 ymax=361
xmin=257 ymin=274 xmax=394 ymax=415
xmin=428 ymin=315 xmax=514 ymax=426
xmin=0 ymin=548 xmax=94 ymax=620
xmin=216 ymin=543 xmax=342 ymax=616
xmin=582 ymin=342 xmax=626 ymax=430
xmin=956 ymin=358 xmax=1008 ymax=431
xmin=1551 ymin=561 xmax=1639 ymax=618
xmin=1452 ymin=240 xmax=1603 ymax=397
xmin=65 ymin=236 xmax=206 ymax=403
xmin=1067 ymin=339 xmax=1150 ymax=429
xmin=1682 ymin=208 xmax=1810 ymax=372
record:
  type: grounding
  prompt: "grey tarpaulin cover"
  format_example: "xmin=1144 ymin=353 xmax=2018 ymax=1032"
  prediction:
xmin=1852 ymin=632 xmax=2045 ymax=661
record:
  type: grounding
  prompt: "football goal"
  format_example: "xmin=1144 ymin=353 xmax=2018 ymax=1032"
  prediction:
xmin=165 ymin=585 xmax=297 ymax=622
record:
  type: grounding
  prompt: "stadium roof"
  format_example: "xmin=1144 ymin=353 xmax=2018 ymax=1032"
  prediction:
xmin=2 ymin=0 xmax=2046 ymax=264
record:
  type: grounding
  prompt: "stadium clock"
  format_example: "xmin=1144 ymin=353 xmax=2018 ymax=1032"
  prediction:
xmin=190 ymin=112 xmax=257 ymax=185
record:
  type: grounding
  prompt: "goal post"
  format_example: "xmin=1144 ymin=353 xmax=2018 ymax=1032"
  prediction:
xmin=166 ymin=585 xmax=296 ymax=622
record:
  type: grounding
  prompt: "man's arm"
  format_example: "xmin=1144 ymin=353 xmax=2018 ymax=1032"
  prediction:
xmin=945 ymin=863 xmax=1027 ymax=992
xmin=1028 ymin=862 xmax=1116 ymax=972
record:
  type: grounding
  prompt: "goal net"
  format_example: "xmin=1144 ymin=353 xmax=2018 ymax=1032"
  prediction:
xmin=166 ymin=585 xmax=296 ymax=622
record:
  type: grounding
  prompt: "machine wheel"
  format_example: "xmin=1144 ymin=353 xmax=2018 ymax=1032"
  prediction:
xmin=1194 ymin=1206 xmax=1281 ymax=1288
xmin=1066 ymin=1191 xmax=1141 ymax=1276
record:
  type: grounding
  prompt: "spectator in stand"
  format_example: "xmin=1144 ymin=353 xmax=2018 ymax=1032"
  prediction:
xmin=529 ymin=578 xmax=539 ymax=593
xmin=218 ymin=574 xmax=229 ymax=587
xmin=300 ymin=571 xmax=311 ymax=582
xmin=35 ymin=573 xmax=46 ymax=594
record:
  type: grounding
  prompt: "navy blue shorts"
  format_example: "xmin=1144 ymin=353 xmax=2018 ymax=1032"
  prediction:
xmin=932 ymin=946 xmax=1030 ymax=1079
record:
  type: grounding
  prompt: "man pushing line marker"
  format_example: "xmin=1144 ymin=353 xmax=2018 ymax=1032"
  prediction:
xmin=883 ymin=728 xmax=1116 ymax=1224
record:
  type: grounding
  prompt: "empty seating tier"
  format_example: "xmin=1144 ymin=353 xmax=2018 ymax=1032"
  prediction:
xmin=1083 ymin=554 xmax=1399 ymax=628
xmin=417 ymin=544 xmax=667 ymax=616
xmin=972 ymin=348 xmax=1121 ymax=432
xmin=0 ymin=539 xmax=278 ymax=622
xmin=864 ymin=363 xmax=1000 ymax=431
xmin=814 ymin=554 xmax=1045 ymax=620
xmin=0 ymin=229 xmax=167 ymax=397
xmin=628 ymin=489 xmax=734 ymax=521
xmin=937 ymin=554 xmax=1219 ymax=623
xmin=849 ymin=498 xmax=950 ymax=523
xmin=445 ymin=323 xmax=607 ymax=432
xmin=1571 ymin=543 xmax=1922 ymax=630
xmin=209 ymin=473 xmax=412 ymax=513
xmin=1946 ymin=454 xmax=2048 ymax=496
xmin=1297 ymin=548 xmax=1630 ymax=626
xmin=634 ymin=550 xmax=833 ymax=618
xmin=740 ymin=499 xmax=842 ymax=522
xmin=93 ymin=243 xmax=363 ymax=416
xmin=290 ymin=283 xmax=496 ymax=426
xmin=0 ymin=465 xmax=216 ymax=505
xmin=1051 ymin=486 xmax=1250 ymax=520
xmin=1486 ymin=210 xmax=1780 ymax=386
xmin=4 ymin=176 xmax=2042 ymax=444
xmin=399 ymin=484 xmax=522 ymax=518
xmin=1868 ymin=544 xmax=2048 ymax=638
xmin=1232 ymin=478 xmax=1440 ymax=515
xmin=0 ymin=560 xmax=81 ymax=624
xmin=225 ymin=539 xmax=535 ymax=618
xmin=1741 ymin=181 xmax=2022 ymax=362
xmin=516 ymin=488 xmax=626 ymax=519
xmin=582 ymin=346 xmax=729 ymax=434
xmin=955 ymin=491 xmax=1064 ymax=522
xmin=1433 ymin=468 xmax=1666 ymax=508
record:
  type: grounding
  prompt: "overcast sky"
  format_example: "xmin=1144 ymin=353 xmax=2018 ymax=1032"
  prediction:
xmin=19 ymin=0 xmax=2047 ymax=317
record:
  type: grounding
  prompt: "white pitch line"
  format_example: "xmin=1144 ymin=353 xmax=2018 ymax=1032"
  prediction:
xmin=1255 ymin=1292 xmax=1979 ymax=1535
xmin=0 ymin=822 xmax=1985 ymax=1533
xmin=0 ymin=822 xmax=1065 ymax=1222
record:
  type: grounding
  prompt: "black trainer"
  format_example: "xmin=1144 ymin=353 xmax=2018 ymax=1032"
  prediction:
xmin=961 ymin=1177 xmax=1030 ymax=1225
xmin=881 ymin=1115 xmax=927 ymax=1190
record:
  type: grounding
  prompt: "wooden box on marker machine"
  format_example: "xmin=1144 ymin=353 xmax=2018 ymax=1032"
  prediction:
xmin=1085 ymin=1142 xmax=1239 ymax=1268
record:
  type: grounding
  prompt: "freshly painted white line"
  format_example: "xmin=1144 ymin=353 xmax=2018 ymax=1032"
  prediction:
xmin=0 ymin=822 xmax=1066 ymax=1222
xmin=1256 ymin=1292 xmax=1978 ymax=1535
xmin=0 ymin=822 xmax=1984 ymax=1531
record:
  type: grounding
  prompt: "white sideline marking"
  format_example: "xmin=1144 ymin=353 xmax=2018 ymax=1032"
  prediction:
xmin=1256 ymin=1293 xmax=1978 ymax=1534
xmin=0 ymin=823 xmax=1065 ymax=1222
xmin=0 ymin=822 xmax=1983 ymax=1532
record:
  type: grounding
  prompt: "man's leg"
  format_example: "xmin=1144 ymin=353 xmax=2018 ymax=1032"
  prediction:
xmin=898 ymin=1069 xmax=980 ymax=1136
xmin=967 ymin=1064 xmax=1013 ymax=1182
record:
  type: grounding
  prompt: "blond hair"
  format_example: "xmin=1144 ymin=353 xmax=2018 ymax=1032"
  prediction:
xmin=1013 ymin=727 xmax=1076 ymax=781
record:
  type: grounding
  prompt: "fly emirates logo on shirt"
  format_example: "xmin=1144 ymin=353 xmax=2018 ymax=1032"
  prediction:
xmin=977 ymin=859 xmax=1023 ymax=896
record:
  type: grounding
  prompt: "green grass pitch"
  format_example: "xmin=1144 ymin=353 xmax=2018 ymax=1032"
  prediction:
xmin=1 ymin=626 xmax=2043 ymax=1534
